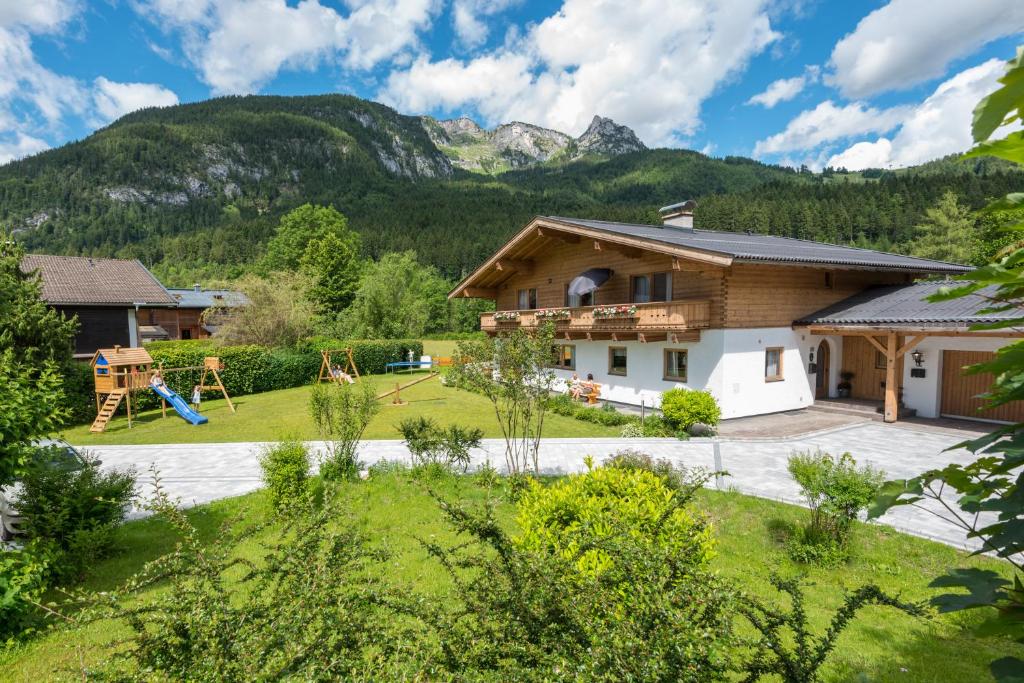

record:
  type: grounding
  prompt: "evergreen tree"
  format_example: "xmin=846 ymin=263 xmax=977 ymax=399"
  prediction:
xmin=908 ymin=191 xmax=977 ymax=264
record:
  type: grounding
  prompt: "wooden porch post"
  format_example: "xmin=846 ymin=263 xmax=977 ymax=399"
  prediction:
xmin=884 ymin=332 xmax=897 ymax=423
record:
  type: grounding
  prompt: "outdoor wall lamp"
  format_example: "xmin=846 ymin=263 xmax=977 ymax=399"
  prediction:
xmin=911 ymin=350 xmax=924 ymax=367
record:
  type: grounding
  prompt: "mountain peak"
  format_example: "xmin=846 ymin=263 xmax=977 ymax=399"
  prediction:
xmin=576 ymin=115 xmax=646 ymax=156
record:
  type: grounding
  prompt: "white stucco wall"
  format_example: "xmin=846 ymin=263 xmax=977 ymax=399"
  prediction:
xmin=552 ymin=327 xmax=844 ymax=419
xmin=899 ymin=335 xmax=1009 ymax=418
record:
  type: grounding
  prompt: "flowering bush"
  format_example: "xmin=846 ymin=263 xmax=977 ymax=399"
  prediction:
xmin=535 ymin=308 xmax=571 ymax=320
xmin=593 ymin=305 xmax=638 ymax=318
xmin=492 ymin=310 xmax=521 ymax=322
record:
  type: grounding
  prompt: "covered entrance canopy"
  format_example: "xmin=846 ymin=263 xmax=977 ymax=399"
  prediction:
xmin=795 ymin=282 xmax=1024 ymax=423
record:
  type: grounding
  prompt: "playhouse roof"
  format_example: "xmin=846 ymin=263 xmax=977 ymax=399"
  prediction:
xmin=90 ymin=346 xmax=154 ymax=367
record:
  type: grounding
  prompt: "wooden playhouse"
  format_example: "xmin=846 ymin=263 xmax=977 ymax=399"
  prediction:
xmin=90 ymin=345 xmax=154 ymax=432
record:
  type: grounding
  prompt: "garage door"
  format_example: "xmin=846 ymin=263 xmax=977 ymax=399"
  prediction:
xmin=941 ymin=350 xmax=1024 ymax=423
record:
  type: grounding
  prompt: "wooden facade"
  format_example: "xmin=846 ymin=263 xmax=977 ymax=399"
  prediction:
xmin=941 ymin=350 xmax=1024 ymax=423
xmin=139 ymin=307 xmax=208 ymax=340
xmin=464 ymin=219 xmax=924 ymax=336
xmin=841 ymin=335 xmax=905 ymax=402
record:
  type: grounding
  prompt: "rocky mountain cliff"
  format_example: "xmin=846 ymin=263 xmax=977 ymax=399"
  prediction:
xmin=421 ymin=114 xmax=646 ymax=173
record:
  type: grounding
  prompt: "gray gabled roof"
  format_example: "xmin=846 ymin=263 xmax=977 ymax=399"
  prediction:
xmin=167 ymin=288 xmax=250 ymax=309
xmin=795 ymin=282 xmax=1016 ymax=327
xmin=546 ymin=217 xmax=971 ymax=273
xmin=21 ymin=254 xmax=176 ymax=306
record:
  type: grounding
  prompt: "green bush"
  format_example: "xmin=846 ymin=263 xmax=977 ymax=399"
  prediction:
xmin=603 ymin=448 xmax=712 ymax=494
xmin=397 ymin=417 xmax=483 ymax=472
xmin=58 ymin=361 xmax=95 ymax=425
xmin=786 ymin=449 xmax=884 ymax=563
xmin=258 ymin=440 xmax=311 ymax=511
xmin=515 ymin=459 xmax=715 ymax=580
xmin=546 ymin=393 xmax=637 ymax=427
xmin=309 ymin=382 xmax=378 ymax=481
xmin=0 ymin=545 xmax=49 ymax=642
xmin=418 ymin=460 xmax=732 ymax=680
xmin=640 ymin=414 xmax=673 ymax=437
xmin=660 ymin=388 xmax=721 ymax=429
xmin=302 ymin=337 xmax=424 ymax=375
xmin=16 ymin=448 xmax=136 ymax=582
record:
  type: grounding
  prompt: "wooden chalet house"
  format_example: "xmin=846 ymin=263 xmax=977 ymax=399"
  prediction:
xmin=21 ymin=255 xmax=177 ymax=358
xmin=139 ymin=284 xmax=250 ymax=341
xmin=451 ymin=202 xmax=1024 ymax=424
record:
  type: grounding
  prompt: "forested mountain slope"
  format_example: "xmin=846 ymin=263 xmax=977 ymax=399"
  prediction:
xmin=1 ymin=94 xmax=1020 ymax=282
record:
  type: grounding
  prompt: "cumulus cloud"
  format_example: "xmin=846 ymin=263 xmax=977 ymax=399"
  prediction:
xmin=135 ymin=0 xmax=440 ymax=94
xmin=828 ymin=0 xmax=1024 ymax=99
xmin=0 ymin=0 xmax=79 ymax=32
xmin=746 ymin=66 xmax=818 ymax=108
xmin=752 ymin=100 xmax=908 ymax=156
xmin=0 ymin=132 xmax=50 ymax=164
xmin=382 ymin=0 xmax=780 ymax=145
xmin=827 ymin=58 xmax=1011 ymax=170
xmin=93 ymin=77 xmax=180 ymax=122
xmin=452 ymin=0 xmax=521 ymax=48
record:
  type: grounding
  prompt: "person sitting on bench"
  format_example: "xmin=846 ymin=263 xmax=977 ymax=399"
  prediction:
xmin=568 ymin=372 xmax=582 ymax=400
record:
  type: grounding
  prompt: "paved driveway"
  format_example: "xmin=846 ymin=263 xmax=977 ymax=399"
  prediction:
xmin=81 ymin=421 xmax=989 ymax=552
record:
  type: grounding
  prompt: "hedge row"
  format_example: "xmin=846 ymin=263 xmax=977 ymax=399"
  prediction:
xmin=60 ymin=338 xmax=424 ymax=424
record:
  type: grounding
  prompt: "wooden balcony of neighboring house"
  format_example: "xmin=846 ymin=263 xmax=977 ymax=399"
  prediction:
xmin=480 ymin=299 xmax=712 ymax=342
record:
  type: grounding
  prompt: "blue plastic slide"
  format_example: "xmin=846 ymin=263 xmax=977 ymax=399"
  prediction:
xmin=151 ymin=384 xmax=209 ymax=425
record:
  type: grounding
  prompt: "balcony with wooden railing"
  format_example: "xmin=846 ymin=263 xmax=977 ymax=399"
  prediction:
xmin=480 ymin=299 xmax=712 ymax=341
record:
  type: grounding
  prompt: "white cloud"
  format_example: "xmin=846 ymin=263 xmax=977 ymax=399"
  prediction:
xmin=0 ymin=132 xmax=50 ymax=164
xmin=746 ymin=66 xmax=818 ymax=108
xmin=752 ymin=100 xmax=908 ymax=156
xmin=135 ymin=0 xmax=440 ymax=94
xmin=828 ymin=0 xmax=1024 ymax=99
xmin=93 ymin=77 xmax=180 ymax=122
xmin=827 ymin=58 xmax=1012 ymax=170
xmin=382 ymin=0 xmax=780 ymax=145
xmin=0 ymin=0 xmax=79 ymax=32
xmin=452 ymin=0 xmax=521 ymax=48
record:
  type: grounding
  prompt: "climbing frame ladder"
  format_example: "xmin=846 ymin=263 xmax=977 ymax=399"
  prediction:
xmin=90 ymin=389 xmax=127 ymax=433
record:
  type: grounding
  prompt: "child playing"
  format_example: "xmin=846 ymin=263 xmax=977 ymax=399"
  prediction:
xmin=191 ymin=384 xmax=202 ymax=412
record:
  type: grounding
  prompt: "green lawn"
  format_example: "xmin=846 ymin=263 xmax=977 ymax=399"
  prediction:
xmin=1 ymin=473 xmax=1018 ymax=681
xmin=59 ymin=372 xmax=619 ymax=445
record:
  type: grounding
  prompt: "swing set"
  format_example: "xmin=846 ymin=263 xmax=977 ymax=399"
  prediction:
xmin=317 ymin=348 xmax=361 ymax=384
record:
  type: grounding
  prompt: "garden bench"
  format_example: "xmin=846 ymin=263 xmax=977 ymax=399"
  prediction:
xmin=584 ymin=383 xmax=602 ymax=405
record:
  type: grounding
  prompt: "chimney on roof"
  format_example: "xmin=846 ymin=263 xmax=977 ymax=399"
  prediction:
xmin=658 ymin=200 xmax=696 ymax=232
xmin=193 ymin=283 xmax=201 ymax=293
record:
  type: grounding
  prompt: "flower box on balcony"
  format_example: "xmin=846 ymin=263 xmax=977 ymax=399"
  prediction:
xmin=493 ymin=311 xmax=521 ymax=323
xmin=593 ymin=305 xmax=638 ymax=319
xmin=535 ymin=308 xmax=571 ymax=321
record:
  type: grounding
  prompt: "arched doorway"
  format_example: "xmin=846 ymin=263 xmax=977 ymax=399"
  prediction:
xmin=815 ymin=340 xmax=830 ymax=399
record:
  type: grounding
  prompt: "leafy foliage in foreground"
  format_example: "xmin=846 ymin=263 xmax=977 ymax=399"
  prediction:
xmin=871 ymin=46 xmax=1024 ymax=681
xmin=76 ymin=482 xmax=410 ymax=681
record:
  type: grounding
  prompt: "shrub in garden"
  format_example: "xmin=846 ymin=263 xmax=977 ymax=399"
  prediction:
xmin=309 ymin=381 xmax=378 ymax=481
xmin=640 ymin=414 xmax=673 ymax=437
xmin=397 ymin=417 xmax=483 ymax=471
xmin=258 ymin=440 xmax=311 ymax=511
xmin=416 ymin=462 xmax=733 ymax=680
xmin=661 ymin=387 xmax=721 ymax=429
xmin=16 ymin=449 xmax=135 ymax=582
xmin=786 ymin=449 xmax=883 ymax=563
xmin=619 ymin=422 xmax=643 ymax=438
xmin=0 ymin=546 xmax=49 ymax=642
xmin=515 ymin=458 xmax=715 ymax=579
xmin=604 ymin=448 xmax=714 ymax=494
xmin=76 ymin=487 xmax=411 ymax=680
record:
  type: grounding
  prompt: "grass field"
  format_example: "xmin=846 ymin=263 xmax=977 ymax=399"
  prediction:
xmin=59 ymin=371 xmax=620 ymax=445
xmin=1 ymin=472 xmax=1018 ymax=681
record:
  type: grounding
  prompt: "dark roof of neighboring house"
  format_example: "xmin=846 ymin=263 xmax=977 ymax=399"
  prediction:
xmin=21 ymin=254 xmax=176 ymax=306
xmin=796 ymin=281 xmax=1017 ymax=327
xmin=167 ymin=287 xmax=250 ymax=309
xmin=546 ymin=217 xmax=971 ymax=273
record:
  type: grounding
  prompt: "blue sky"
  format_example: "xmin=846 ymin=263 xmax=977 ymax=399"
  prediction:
xmin=1 ymin=0 xmax=1022 ymax=169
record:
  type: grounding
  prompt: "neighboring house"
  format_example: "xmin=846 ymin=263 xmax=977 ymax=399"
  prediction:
xmin=139 ymin=284 xmax=249 ymax=341
xmin=450 ymin=203 xmax=1023 ymax=423
xmin=21 ymin=254 xmax=177 ymax=358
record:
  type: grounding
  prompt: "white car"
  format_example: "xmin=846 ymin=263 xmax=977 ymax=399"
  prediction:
xmin=0 ymin=439 xmax=93 ymax=542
